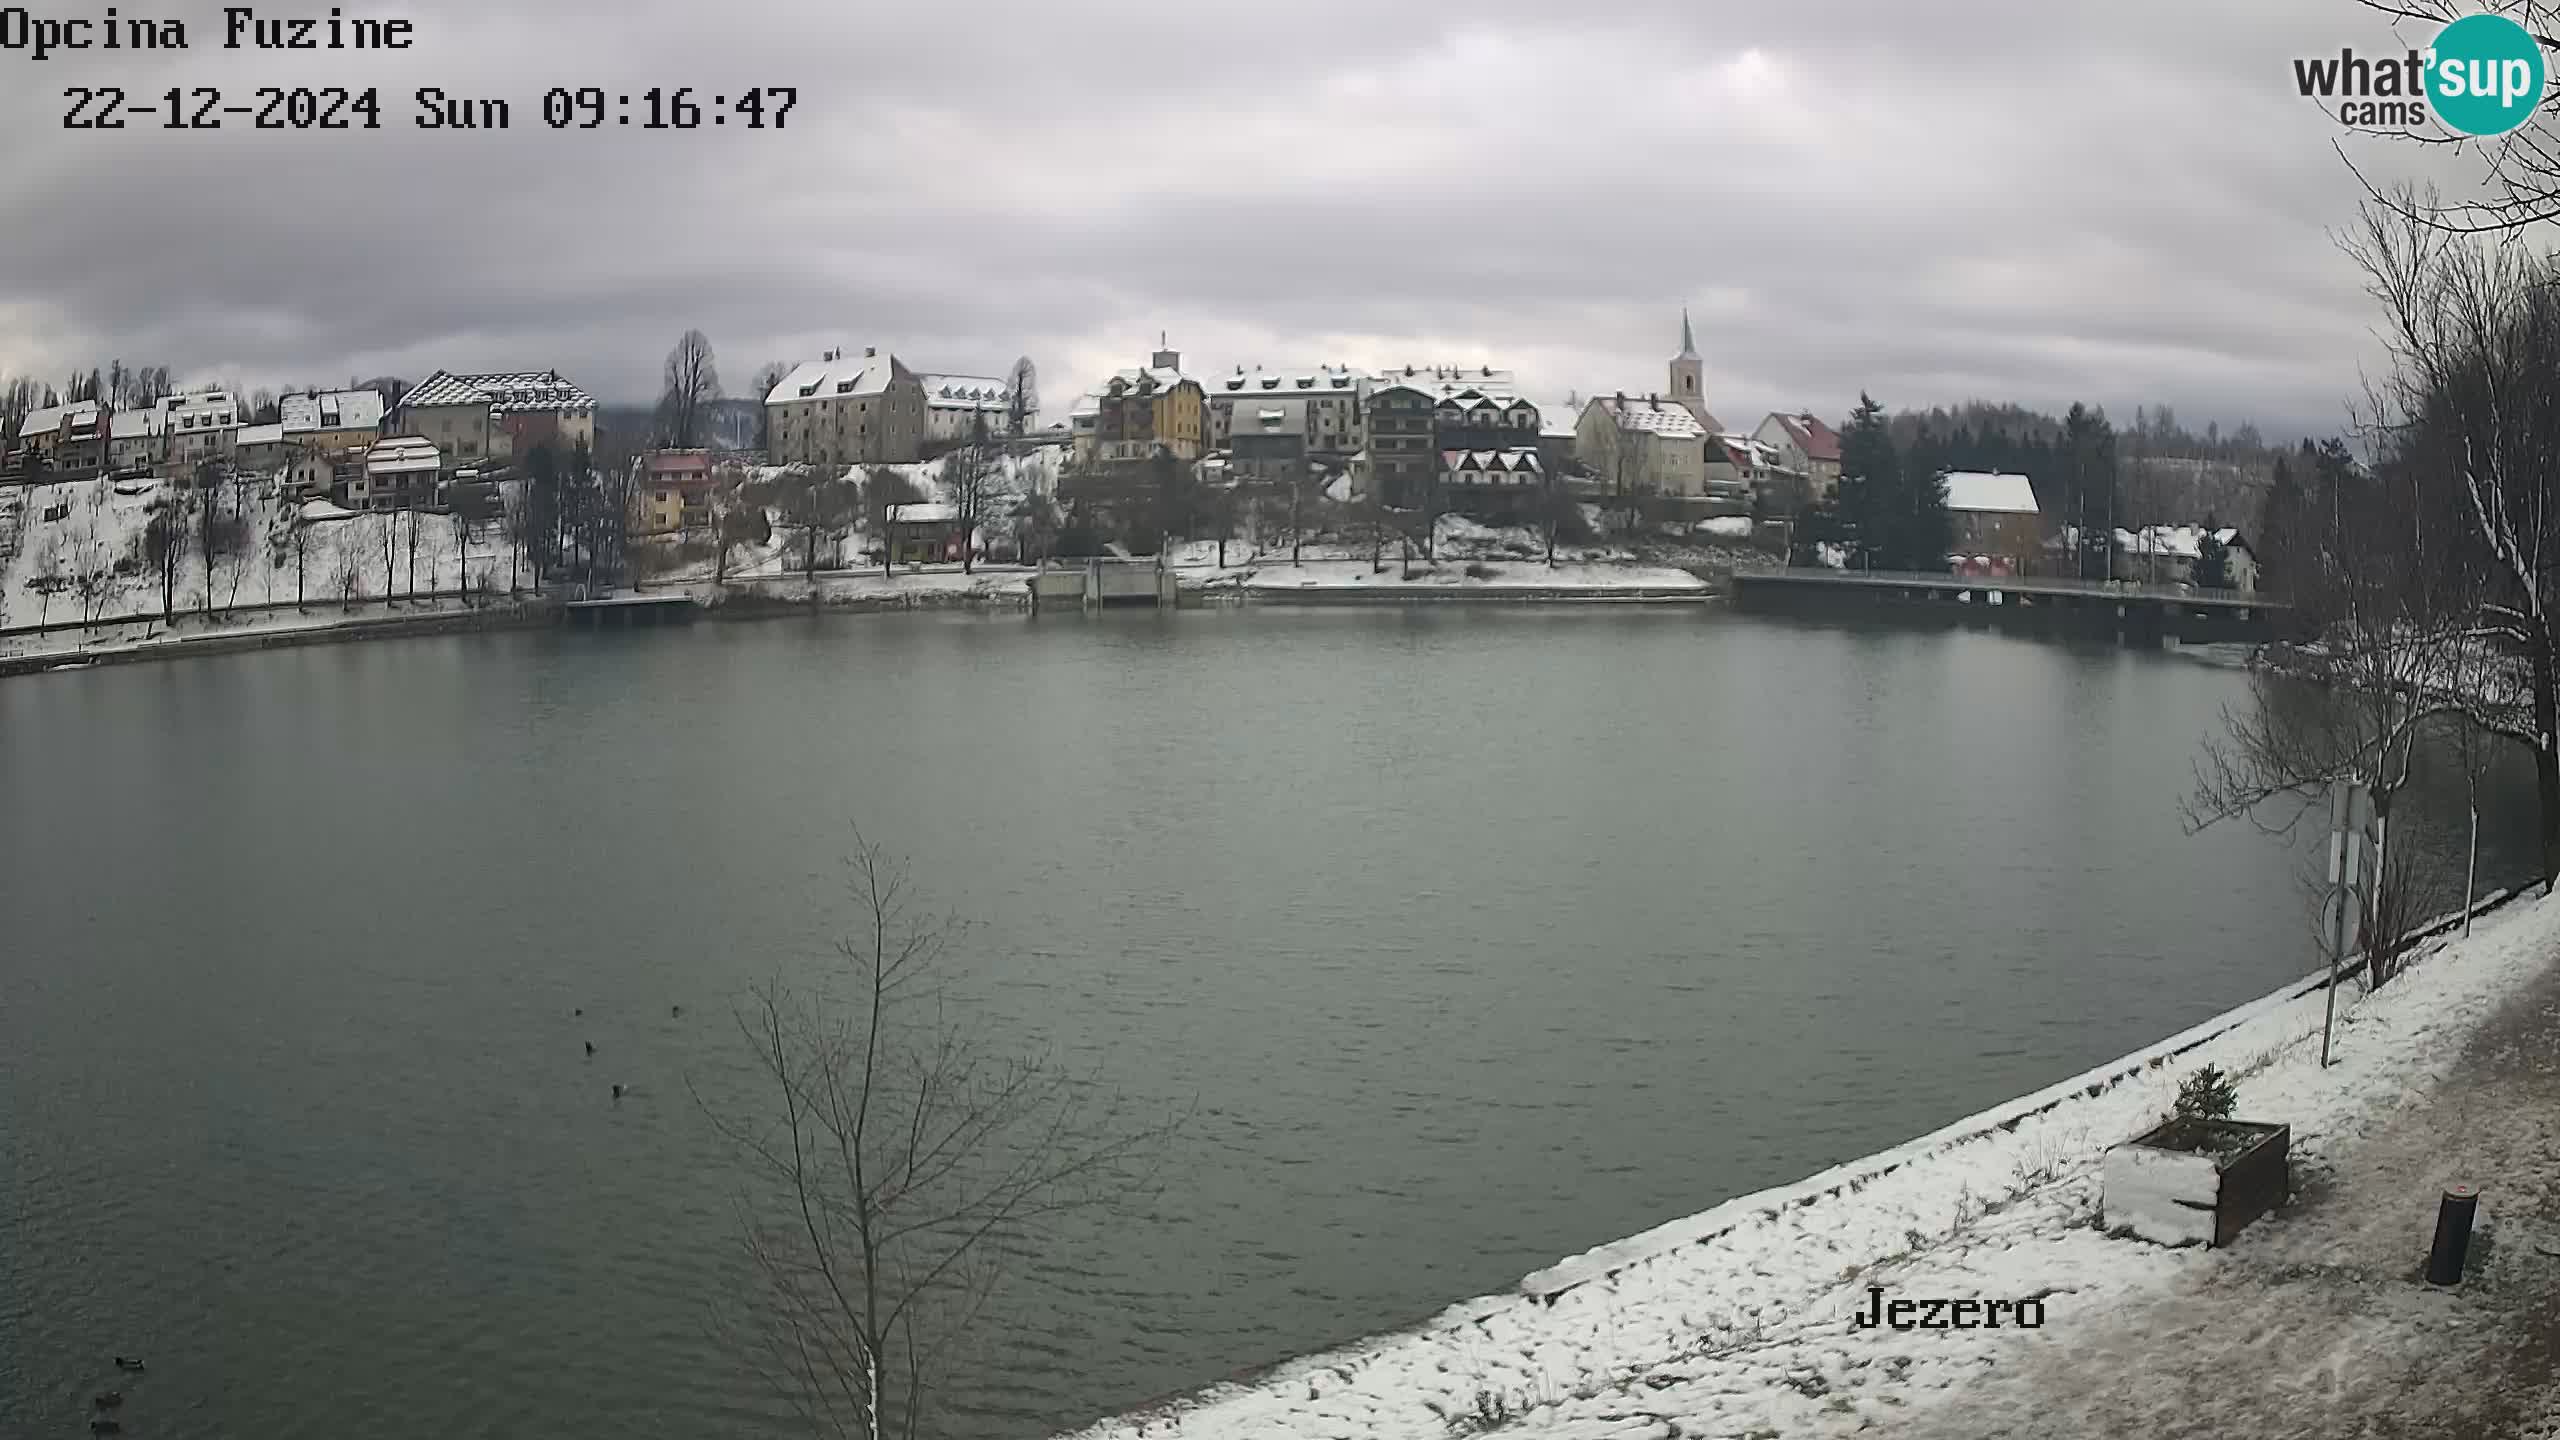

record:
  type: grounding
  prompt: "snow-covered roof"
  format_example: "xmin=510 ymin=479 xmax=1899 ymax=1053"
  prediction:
xmin=2114 ymin=525 xmax=2249 ymax=559
xmin=110 ymin=408 xmax=166 ymax=441
xmin=1213 ymin=365 xmax=1361 ymax=398
xmin=18 ymin=400 xmax=104 ymax=438
xmin=1715 ymin=434 xmax=1782 ymax=468
xmin=1374 ymin=365 xmax=1516 ymax=391
xmin=1100 ymin=366 xmax=1191 ymax=395
xmin=366 ymin=436 xmax=441 ymax=474
xmin=1768 ymin=412 xmax=1842 ymax=463
xmin=918 ymin=374 xmax=1011 ymax=411
xmin=164 ymin=391 xmax=236 ymax=418
xmin=280 ymin=389 xmax=385 ymax=433
xmin=401 ymin=370 xmax=593 ymax=416
xmin=1590 ymin=395 xmax=1707 ymax=440
xmin=1943 ymin=470 xmax=2040 ymax=515
xmin=887 ymin=501 xmax=958 ymax=524
xmin=235 ymin=423 xmax=287 ymax=448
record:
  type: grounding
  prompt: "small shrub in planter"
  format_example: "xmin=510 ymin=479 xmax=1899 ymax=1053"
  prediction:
xmin=2174 ymin=1065 xmax=2238 ymax=1121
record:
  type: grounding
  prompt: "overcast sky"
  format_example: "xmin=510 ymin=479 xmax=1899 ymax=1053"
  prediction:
xmin=0 ymin=0 xmax=2488 ymax=437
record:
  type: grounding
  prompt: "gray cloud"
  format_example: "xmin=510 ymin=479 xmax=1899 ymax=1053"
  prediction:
xmin=0 ymin=0 xmax=2484 ymax=437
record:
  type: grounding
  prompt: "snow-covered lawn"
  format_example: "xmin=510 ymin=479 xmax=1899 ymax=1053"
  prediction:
xmin=1061 ymin=890 xmax=2560 ymax=1440
xmin=0 ymin=476 xmax=518 ymax=634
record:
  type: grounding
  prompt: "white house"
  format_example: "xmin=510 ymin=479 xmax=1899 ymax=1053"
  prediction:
xmin=350 ymin=436 xmax=441 ymax=511
xmin=109 ymin=406 xmax=167 ymax=471
xmin=1576 ymin=393 xmax=1709 ymax=498
xmin=2114 ymin=525 xmax=2258 ymax=591
xmin=163 ymin=390 xmax=241 ymax=464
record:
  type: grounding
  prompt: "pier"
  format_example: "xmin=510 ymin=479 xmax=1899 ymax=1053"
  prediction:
xmin=1727 ymin=566 xmax=2292 ymax=646
xmin=564 ymin=593 xmax=700 ymax=629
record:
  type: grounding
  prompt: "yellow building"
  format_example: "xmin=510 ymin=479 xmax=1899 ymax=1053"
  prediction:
xmin=1090 ymin=344 xmax=1206 ymax=464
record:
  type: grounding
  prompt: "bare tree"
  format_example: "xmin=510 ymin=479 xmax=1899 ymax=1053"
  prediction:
xmin=453 ymin=510 xmax=474 ymax=604
xmin=330 ymin=532 xmax=365 ymax=608
xmin=661 ymin=329 xmax=725 ymax=449
xmin=941 ymin=420 xmax=1014 ymax=576
xmin=68 ymin=489 xmax=123 ymax=627
xmin=1004 ymin=357 xmax=1039 ymax=439
xmin=2185 ymin=440 xmax=2478 ymax=986
xmin=2345 ymin=188 xmax=2560 ymax=883
xmin=751 ymin=362 xmax=791 ymax=453
xmin=144 ymin=492 xmax=188 ymax=623
xmin=291 ymin=513 xmax=314 ymax=609
xmin=704 ymin=835 xmax=1175 ymax=1440
xmin=2344 ymin=1 xmax=2560 ymax=234
xmin=24 ymin=539 xmax=69 ymax=628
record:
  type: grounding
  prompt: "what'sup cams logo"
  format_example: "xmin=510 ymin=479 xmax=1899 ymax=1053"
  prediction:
xmin=2294 ymin=11 xmax=2548 ymax=135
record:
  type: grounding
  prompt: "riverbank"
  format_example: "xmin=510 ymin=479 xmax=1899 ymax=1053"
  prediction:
xmin=0 ymin=597 xmax=558 ymax=677
xmin=1059 ymin=886 xmax=2560 ymax=1440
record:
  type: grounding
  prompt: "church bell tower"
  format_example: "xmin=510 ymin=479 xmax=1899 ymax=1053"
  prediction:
xmin=1669 ymin=309 xmax=1708 ymax=429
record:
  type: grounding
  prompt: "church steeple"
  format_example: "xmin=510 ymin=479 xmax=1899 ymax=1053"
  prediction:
xmin=1670 ymin=308 xmax=1708 ymax=427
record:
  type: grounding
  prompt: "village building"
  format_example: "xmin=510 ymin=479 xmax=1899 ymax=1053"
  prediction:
xmin=1219 ymin=395 xmax=1311 ymax=490
xmin=1207 ymin=366 xmax=1365 ymax=457
xmin=884 ymin=500 xmax=967 ymax=564
xmin=14 ymin=400 xmax=111 ymax=479
xmin=918 ymin=373 xmax=1015 ymax=446
xmin=1080 ymin=343 xmax=1207 ymax=466
xmin=347 ymin=436 xmax=442 ymax=511
xmin=1577 ymin=393 xmax=1709 ymax=501
xmin=764 ymin=348 xmax=929 ymax=467
xmin=390 ymin=370 xmax=595 ymax=475
xmin=163 ymin=390 xmax=241 ymax=466
xmin=2114 ymin=524 xmax=2259 ymax=592
xmin=280 ymin=389 xmax=386 ymax=451
xmin=1362 ymin=367 xmax=1538 ymax=509
xmin=635 ymin=449 xmax=716 ymax=536
xmin=109 ymin=406 xmax=166 ymax=472
xmin=1943 ymin=470 xmax=2044 ymax=573
xmin=1754 ymin=412 xmax=1843 ymax=497
xmin=232 ymin=422 xmax=290 ymax=470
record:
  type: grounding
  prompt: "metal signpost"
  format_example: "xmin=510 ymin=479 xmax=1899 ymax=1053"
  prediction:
xmin=2320 ymin=779 xmax=2372 ymax=1069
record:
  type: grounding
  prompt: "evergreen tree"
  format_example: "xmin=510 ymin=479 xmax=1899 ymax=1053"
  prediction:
xmin=1895 ymin=448 xmax=1953 ymax=570
xmin=1835 ymin=393 xmax=1894 ymax=570
xmin=2193 ymin=513 xmax=2232 ymax=590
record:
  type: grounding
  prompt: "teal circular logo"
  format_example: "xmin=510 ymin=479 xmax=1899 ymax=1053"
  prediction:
xmin=2428 ymin=13 xmax=2547 ymax=136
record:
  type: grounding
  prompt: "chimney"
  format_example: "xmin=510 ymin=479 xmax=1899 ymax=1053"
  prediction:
xmin=864 ymin=346 xmax=877 ymax=358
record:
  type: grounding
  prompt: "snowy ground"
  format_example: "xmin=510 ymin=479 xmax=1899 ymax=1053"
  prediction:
xmin=1061 ymin=890 xmax=2560 ymax=1440
xmin=0 ymin=476 xmax=518 ymax=637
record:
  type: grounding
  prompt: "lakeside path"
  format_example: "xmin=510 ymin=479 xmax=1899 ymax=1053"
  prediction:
xmin=1060 ymin=891 xmax=2560 ymax=1440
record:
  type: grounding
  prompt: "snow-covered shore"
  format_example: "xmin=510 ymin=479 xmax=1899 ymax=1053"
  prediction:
xmin=1059 ymin=888 xmax=2558 ymax=1440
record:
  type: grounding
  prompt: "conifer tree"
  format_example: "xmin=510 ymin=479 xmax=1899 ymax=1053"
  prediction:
xmin=1835 ymin=393 xmax=1894 ymax=570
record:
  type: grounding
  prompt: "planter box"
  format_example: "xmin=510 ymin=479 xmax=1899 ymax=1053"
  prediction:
xmin=2101 ymin=1119 xmax=2290 ymax=1248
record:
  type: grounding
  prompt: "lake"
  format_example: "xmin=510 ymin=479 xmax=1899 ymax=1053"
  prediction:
xmin=0 ymin=607 xmax=2534 ymax=1436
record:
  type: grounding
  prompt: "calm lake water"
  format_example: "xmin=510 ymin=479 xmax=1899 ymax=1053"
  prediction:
xmin=0 ymin=607 xmax=2536 ymax=1436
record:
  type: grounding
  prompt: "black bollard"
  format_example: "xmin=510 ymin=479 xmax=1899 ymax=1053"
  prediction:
xmin=2426 ymin=1184 xmax=2480 ymax=1286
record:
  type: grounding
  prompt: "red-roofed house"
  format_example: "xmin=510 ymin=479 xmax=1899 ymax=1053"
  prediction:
xmin=1753 ymin=412 xmax=1843 ymax=497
